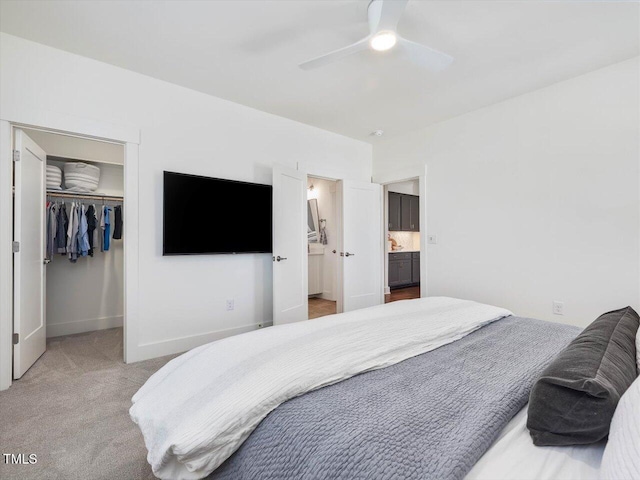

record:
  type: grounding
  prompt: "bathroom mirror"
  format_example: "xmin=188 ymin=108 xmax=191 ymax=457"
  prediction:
xmin=307 ymin=199 xmax=320 ymax=243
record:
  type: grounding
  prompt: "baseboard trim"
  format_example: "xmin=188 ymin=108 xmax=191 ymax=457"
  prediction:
xmin=129 ymin=322 xmax=274 ymax=364
xmin=47 ymin=315 xmax=123 ymax=338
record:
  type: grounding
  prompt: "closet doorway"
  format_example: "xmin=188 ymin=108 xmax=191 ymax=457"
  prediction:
xmin=12 ymin=128 xmax=125 ymax=379
xmin=307 ymin=176 xmax=338 ymax=319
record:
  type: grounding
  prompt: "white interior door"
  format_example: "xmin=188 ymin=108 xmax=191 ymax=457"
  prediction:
xmin=338 ymin=180 xmax=383 ymax=312
xmin=13 ymin=129 xmax=47 ymax=379
xmin=272 ymin=164 xmax=308 ymax=325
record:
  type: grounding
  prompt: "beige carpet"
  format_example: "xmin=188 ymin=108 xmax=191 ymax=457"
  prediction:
xmin=0 ymin=328 xmax=176 ymax=480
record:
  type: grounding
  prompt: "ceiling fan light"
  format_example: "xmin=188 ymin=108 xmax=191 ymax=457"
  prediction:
xmin=370 ymin=31 xmax=397 ymax=51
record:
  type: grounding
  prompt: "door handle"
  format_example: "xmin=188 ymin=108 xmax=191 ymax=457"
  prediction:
xmin=276 ymin=256 xmax=287 ymax=262
xmin=332 ymin=250 xmax=336 ymax=254
xmin=43 ymin=259 xmax=51 ymax=265
xmin=345 ymin=252 xmax=355 ymax=257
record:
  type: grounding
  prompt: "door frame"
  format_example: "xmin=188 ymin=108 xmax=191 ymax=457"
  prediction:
xmin=0 ymin=111 xmax=140 ymax=391
xmin=374 ymin=165 xmax=428 ymax=299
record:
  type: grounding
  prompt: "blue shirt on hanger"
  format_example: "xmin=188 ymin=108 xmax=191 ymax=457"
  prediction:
xmin=78 ymin=204 xmax=90 ymax=257
xmin=104 ymin=206 xmax=112 ymax=251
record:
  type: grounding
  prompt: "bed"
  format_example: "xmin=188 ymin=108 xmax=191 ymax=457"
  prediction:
xmin=130 ymin=297 xmax=606 ymax=480
xmin=467 ymin=406 xmax=604 ymax=480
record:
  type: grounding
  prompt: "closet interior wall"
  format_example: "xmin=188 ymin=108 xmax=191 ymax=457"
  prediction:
xmin=25 ymin=129 xmax=125 ymax=338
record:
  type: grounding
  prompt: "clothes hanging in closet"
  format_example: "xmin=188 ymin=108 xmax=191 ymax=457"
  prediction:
xmin=56 ymin=203 xmax=68 ymax=254
xmin=46 ymin=202 xmax=58 ymax=261
xmin=103 ymin=205 xmax=112 ymax=251
xmin=78 ymin=204 xmax=90 ymax=257
xmin=44 ymin=199 xmax=123 ymax=263
xmin=86 ymin=205 xmax=97 ymax=257
xmin=67 ymin=202 xmax=79 ymax=263
xmin=98 ymin=205 xmax=104 ymax=252
xmin=112 ymin=205 xmax=123 ymax=240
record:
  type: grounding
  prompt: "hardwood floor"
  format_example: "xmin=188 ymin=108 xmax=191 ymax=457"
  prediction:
xmin=385 ymin=286 xmax=420 ymax=303
xmin=309 ymin=287 xmax=418 ymax=318
xmin=308 ymin=297 xmax=337 ymax=319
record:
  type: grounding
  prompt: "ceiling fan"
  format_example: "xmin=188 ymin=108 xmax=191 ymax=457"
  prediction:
xmin=299 ymin=0 xmax=453 ymax=71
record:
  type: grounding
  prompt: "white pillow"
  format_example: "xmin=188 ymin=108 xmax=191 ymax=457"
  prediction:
xmin=600 ymin=376 xmax=640 ymax=480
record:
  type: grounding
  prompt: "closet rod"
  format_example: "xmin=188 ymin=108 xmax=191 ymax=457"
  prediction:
xmin=46 ymin=191 xmax=123 ymax=201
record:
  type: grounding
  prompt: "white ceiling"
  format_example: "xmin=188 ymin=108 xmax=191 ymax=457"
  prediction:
xmin=1 ymin=1 xmax=638 ymax=142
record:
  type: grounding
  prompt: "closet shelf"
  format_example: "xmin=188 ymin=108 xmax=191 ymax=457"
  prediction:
xmin=46 ymin=190 xmax=123 ymax=201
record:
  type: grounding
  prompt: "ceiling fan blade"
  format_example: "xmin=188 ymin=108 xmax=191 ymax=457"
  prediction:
xmin=398 ymin=37 xmax=453 ymax=71
xmin=369 ymin=0 xmax=409 ymax=33
xmin=299 ymin=37 xmax=370 ymax=70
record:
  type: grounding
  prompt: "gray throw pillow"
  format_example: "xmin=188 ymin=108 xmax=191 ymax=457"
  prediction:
xmin=527 ymin=306 xmax=640 ymax=446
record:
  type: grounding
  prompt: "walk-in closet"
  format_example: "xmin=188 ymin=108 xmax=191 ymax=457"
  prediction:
xmin=12 ymin=128 xmax=125 ymax=378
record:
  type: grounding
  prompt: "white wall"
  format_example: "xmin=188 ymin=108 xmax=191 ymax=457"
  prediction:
xmin=374 ymin=57 xmax=640 ymax=327
xmin=308 ymin=177 xmax=337 ymax=301
xmin=1 ymin=33 xmax=372 ymax=359
xmin=46 ymin=235 xmax=124 ymax=337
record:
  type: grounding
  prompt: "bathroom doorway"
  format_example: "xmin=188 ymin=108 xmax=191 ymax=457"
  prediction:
xmin=307 ymin=176 xmax=338 ymax=319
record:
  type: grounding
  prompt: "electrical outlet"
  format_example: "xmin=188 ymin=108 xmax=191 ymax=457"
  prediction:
xmin=226 ymin=299 xmax=234 ymax=311
xmin=427 ymin=235 xmax=438 ymax=244
xmin=552 ymin=301 xmax=564 ymax=315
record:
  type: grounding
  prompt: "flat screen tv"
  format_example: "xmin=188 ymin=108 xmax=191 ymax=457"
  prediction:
xmin=163 ymin=171 xmax=272 ymax=255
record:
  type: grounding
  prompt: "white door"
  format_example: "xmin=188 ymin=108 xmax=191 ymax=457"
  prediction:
xmin=13 ymin=129 xmax=47 ymax=379
xmin=338 ymin=180 xmax=383 ymax=312
xmin=272 ymin=165 xmax=308 ymax=325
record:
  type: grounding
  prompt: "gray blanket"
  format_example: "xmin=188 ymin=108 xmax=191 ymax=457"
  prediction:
xmin=210 ymin=316 xmax=579 ymax=480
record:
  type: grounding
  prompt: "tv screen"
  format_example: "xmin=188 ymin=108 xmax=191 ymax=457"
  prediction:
xmin=163 ymin=171 xmax=272 ymax=255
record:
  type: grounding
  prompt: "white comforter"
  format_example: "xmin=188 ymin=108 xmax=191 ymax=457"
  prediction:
xmin=130 ymin=297 xmax=512 ymax=479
